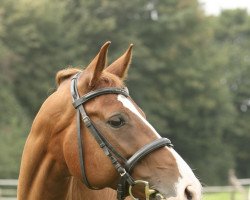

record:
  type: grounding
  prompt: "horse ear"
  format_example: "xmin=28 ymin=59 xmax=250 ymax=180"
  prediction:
xmin=105 ymin=44 xmax=133 ymax=80
xmin=86 ymin=41 xmax=111 ymax=87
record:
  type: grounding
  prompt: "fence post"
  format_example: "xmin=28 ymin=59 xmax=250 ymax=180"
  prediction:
xmin=247 ymin=186 xmax=250 ymax=200
xmin=230 ymin=189 xmax=235 ymax=200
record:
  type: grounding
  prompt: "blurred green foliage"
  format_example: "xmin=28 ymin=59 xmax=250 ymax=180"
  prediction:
xmin=0 ymin=48 xmax=29 ymax=178
xmin=0 ymin=0 xmax=249 ymax=185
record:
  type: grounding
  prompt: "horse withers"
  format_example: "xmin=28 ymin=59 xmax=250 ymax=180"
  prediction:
xmin=18 ymin=42 xmax=202 ymax=200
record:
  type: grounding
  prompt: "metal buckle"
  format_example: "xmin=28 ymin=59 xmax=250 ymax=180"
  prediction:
xmin=119 ymin=168 xmax=127 ymax=177
xmin=82 ymin=116 xmax=91 ymax=127
xmin=155 ymin=193 xmax=166 ymax=199
xmin=128 ymin=180 xmax=166 ymax=200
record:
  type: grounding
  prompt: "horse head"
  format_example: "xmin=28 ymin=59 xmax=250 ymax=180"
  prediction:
xmin=59 ymin=42 xmax=202 ymax=199
xmin=18 ymin=42 xmax=202 ymax=200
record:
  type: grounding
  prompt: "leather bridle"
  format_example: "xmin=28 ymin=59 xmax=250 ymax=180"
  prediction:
xmin=70 ymin=72 xmax=173 ymax=200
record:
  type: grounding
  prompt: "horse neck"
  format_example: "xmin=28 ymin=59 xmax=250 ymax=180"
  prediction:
xmin=18 ymin=92 xmax=71 ymax=200
xmin=18 ymin=85 xmax=131 ymax=200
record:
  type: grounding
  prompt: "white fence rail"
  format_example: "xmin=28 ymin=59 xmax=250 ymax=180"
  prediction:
xmin=0 ymin=179 xmax=18 ymax=200
xmin=204 ymin=179 xmax=250 ymax=200
xmin=204 ymin=179 xmax=250 ymax=192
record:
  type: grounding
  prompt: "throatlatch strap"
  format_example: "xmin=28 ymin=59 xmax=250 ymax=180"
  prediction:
xmin=71 ymin=73 xmax=96 ymax=189
xmin=76 ymin=110 xmax=96 ymax=189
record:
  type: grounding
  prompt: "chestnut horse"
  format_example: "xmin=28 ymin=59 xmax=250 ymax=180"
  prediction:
xmin=18 ymin=42 xmax=202 ymax=200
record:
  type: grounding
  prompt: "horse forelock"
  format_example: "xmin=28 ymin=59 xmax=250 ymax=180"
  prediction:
xmin=93 ymin=71 xmax=124 ymax=89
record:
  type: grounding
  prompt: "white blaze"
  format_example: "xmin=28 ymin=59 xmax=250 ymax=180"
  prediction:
xmin=117 ymin=95 xmax=160 ymax=137
xmin=117 ymin=94 xmax=202 ymax=199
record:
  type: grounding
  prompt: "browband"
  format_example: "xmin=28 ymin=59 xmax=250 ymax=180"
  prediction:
xmin=73 ymin=87 xmax=129 ymax=108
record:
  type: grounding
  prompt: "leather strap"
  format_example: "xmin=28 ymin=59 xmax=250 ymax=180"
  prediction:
xmin=125 ymin=138 xmax=173 ymax=172
xmin=117 ymin=138 xmax=173 ymax=199
xmin=76 ymin=109 xmax=96 ymax=189
xmin=73 ymin=87 xmax=129 ymax=108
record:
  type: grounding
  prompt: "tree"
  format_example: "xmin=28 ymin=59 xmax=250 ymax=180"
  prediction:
xmin=0 ymin=36 xmax=29 ymax=178
xmin=213 ymin=9 xmax=250 ymax=178
xmin=125 ymin=0 xmax=236 ymax=185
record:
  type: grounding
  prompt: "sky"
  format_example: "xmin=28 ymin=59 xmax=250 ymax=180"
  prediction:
xmin=199 ymin=0 xmax=250 ymax=15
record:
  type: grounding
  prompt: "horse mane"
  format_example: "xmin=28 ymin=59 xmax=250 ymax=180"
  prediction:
xmin=56 ymin=67 xmax=82 ymax=86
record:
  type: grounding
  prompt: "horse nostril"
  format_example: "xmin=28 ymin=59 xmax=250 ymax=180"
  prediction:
xmin=185 ymin=186 xmax=193 ymax=200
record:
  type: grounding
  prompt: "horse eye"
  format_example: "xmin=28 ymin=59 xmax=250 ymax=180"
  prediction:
xmin=107 ymin=115 xmax=125 ymax=128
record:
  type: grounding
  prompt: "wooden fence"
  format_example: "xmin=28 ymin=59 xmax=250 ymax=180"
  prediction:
xmin=204 ymin=179 xmax=250 ymax=200
xmin=0 ymin=179 xmax=17 ymax=200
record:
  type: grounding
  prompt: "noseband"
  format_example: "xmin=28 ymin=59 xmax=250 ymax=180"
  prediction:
xmin=70 ymin=73 xmax=173 ymax=200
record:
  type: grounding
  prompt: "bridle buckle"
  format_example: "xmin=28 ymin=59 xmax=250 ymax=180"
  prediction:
xmin=119 ymin=168 xmax=127 ymax=177
xmin=82 ymin=116 xmax=91 ymax=127
xmin=128 ymin=180 xmax=166 ymax=200
xmin=128 ymin=180 xmax=155 ymax=200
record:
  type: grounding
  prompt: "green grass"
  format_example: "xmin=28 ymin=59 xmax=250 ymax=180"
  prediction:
xmin=203 ymin=192 xmax=244 ymax=200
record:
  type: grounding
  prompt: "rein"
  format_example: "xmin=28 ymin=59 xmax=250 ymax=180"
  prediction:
xmin=70 ymin=72 xmax=173 ymax=200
